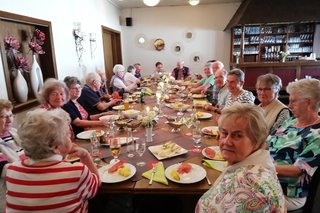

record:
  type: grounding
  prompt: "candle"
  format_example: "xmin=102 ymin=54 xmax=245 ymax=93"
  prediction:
xmin=146 ymin=106 xmax=150 ymax=112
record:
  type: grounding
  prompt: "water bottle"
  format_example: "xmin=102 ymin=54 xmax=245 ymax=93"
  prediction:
xmin=140 ymin=88 xmax=145 ymax=103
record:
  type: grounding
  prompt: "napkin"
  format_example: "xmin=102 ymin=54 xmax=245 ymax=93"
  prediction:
xmin=142 ymin=162 xmax=168 ymax=185
xmin=202 ymin=159 xmax=227 ymax=172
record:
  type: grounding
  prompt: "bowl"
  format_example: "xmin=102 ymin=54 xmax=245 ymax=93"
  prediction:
xmin=167 ymin=121 xmax=183 ymax=131
xmin=123 ymin=109 xmax=140 ymax=119
xmin=127 ymin=120 xmax=141 ymax=129
xmin=115 ymin=120 xmax=127 ymax=128
xmin=164 ymin=115 xmax=177 ymax=122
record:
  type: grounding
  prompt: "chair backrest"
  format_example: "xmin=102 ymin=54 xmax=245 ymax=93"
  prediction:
xmin=303 ymin=167 xmax=320 ymax=213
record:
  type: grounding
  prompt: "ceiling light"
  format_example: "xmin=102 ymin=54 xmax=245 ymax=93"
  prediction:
xmin=189 ymin=0 xmax=200 ymax=6
xmin=143 ymin=0 xmax=160 ymax=7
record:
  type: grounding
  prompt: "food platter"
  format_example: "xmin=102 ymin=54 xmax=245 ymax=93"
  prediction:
xmin=165 ymin=163 xmax=206 ymax=184
xmin=202 ymin=146 xmax=225 ymax=161
xmin=98 ymin=163 xmax=136 ymax=183
xmin=148 ymin=142 xmax=188 ymax=160
xmin=201 ymin=126 xmax=219 ymax=136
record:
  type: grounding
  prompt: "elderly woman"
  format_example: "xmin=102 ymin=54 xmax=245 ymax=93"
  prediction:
xmin=256 ymin=73 xmax=291 ymax=133
xmin=110 ymin=64 xmax=137 ymax=94
xmin=267 ymin=78 xmax=320 ymax=211
xmin=0 ymin=100 xmax=25 ymax=212
xmin=125 ymin=65 xmax=140 ymax=87
xmin=4 ymin=109 xmax=100 ymax=212
xmin=62 ymin=76 xmax=109 ymax=135
xmin=225 ymin=68 xmax=255 ymax=106
xmin=196 ymin=103 xmax=285 ymax=212
xmin=38 ymin=78 xmax=70 ymax=110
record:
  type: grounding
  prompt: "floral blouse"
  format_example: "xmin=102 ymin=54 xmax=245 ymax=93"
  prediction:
xmin=267 ymin=118 xmax=320 ymax=198
xmin=195 ymin=150 xmax=285 ymax=213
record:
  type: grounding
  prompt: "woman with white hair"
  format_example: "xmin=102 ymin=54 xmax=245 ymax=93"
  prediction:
xmin=4 ymin=109 xmax=100 ymax=212
xmin=110 ymin=64 xmax=137 ymax=94
xmin=256 ymin=73 xmax=291 ymax=133
xmin=267 ymin=78 xmax=320 ymax=211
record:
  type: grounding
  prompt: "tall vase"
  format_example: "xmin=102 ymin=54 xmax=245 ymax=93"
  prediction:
xmin=145 ymin=126 xmax=153 ymax=143
xmin=13 ymin=69 xmax=28 ymax=103
xmin=30 ymin=54 xmax=43 ymax=96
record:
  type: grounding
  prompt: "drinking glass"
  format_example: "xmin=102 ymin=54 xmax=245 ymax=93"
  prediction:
xmin=90 ymin=131 xmax=101 ymax=163
xmin=109 ymin=133 xmax=121 ymax=164
xmin=135 ymin=140 xmax=146 ymax=167
xmin=192 ymin=127 xmax=202 ymax=148
xmin=126 ymin=128 xmax=135 ymax=158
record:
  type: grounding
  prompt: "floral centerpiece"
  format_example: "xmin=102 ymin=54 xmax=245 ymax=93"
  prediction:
xmin=29 ymin=29 xmax=46 ymax=54
xmin=138 ymin=110 xmax=157 ymax=128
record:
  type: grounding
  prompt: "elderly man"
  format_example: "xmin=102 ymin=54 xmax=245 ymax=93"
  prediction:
xmin=204 ymin=69 xmax=230 ymax=111
xmin=78 ymin=72 xmax=118 ymax=115
xmin=134 ymin=63 xmax=142 ymax=79
xmin=171 ymin=60 xmax=190 ymax=80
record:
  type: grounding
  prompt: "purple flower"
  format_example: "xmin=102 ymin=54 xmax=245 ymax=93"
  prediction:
xmin=29 ymin=39 xmax=44 ymax=54
xmin=4 ymin=36 xmax=20 ymax=50
xmin=29 ymin=29 xmax=46 ymax=54
xmin=15 ymin=55 xmax=30 ymax=72
xmin=34 ymin=29 xmax=46 ymax=42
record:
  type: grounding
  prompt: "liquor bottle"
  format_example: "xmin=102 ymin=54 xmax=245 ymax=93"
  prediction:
xmin=140 ymin=88 xmax=145 ymax=103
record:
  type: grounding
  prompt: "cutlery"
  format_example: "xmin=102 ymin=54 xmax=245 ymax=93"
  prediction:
xmin=205 ymin=175 xmax=212 ymax=186
xmin=149 ymin=166 xmax=157 ymax=185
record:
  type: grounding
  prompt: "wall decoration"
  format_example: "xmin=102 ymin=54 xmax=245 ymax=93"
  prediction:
xmin=73 ymin=22 xmax=85 ymax=66
xmin=190 ymin=52 xmax=203 ymax=65
xmin=89 ymin=33 xmax=97 ymax=59
xmin=136 ymin=34 xmax=148 ymax=48
xmin=184 ymin=29 xmax=196 ymax=42
xmin=154 ymin=38 xmax=165 ymax=51
xmin=171 ymin=42 xmax=184 ymax=56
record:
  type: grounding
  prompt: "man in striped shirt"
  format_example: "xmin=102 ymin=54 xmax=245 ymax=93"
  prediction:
xmin=4 ymin=109 xmax=100 ymax=213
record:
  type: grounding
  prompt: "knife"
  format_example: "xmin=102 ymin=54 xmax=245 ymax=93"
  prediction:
xmin=149 ymin=166 xmax=157 ymax=185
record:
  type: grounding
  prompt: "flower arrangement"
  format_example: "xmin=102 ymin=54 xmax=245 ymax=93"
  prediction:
xmin=138 ymin=110 xmax=157 ymax=128
xmin=4 ymin=36 xmax=20 ymax=51
xmin=29 ymin=29 xmax=46 ymax=54
xmin=15 ymin=55 xmax=30 ymax=72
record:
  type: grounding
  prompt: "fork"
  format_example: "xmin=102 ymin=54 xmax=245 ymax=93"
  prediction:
xmin=149 ymin=166 xmax=157 ymax=185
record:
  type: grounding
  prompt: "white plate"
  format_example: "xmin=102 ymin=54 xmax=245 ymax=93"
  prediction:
xmin=196 ymin=112 xmax=212 ymax=120
xmin=98 ymin=163 xmax=136 ymax=183
xmin=202 ymin=146 xmax=225 ymax=161
xmin=99 ymin=115 xmax=120 ymax=122
xmin=101 ymin=137 xmax=139 ymax=146
xmin=165 ymin=163 xmax=206 ymax=184
xmin=201 ymin=126 xmax=219 ymax=136
xmin=112 ymin=105 xmax=125 ymax=110
xmin=192 ymin=94 xmax=206 ymax=99
xmin=76 ymin=130 xmax=105 ymax=140
xmin=65 ymin=154 xmax=80 ymax=162
xmin=148 ymin=143 xmax=188 ymax=160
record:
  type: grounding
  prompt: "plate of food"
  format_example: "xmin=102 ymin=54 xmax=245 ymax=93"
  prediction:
xmin=99 ymin=114 xmax=120 ymax=122
xmin=168 ymin=102 xmax=190 ymax=111
xmin=195 ymin=112 xmax=212 ymax=120
xmin=202 ymin=146 xmax=225 ymax=161
xmin=112 ymin=105 xmax=125 ymax=110
xmin=201 ymin=126 xmax=219 ymax=136
xmin=165 ymin=162 xmax=206 ymax=184
xmin=76 ymin=130 xmax=105 ymax=140
xmin=148 ymin=141 xmax=188 ymax=160
xmin=65 ymin=153 xmax=80 ymax=162
xmin=98 ymin=161 xmax=136 ymax=183
xmin=101 ymin=137 xmax=139 ymax=146
xmin=192 ymin=94 xmax=206 ymax=99
xmin=193 ymin=100 xmax=209 ymax=108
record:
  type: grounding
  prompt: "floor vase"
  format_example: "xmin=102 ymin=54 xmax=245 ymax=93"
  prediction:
xmin=13 ymin=69 xmax=28 ymax=103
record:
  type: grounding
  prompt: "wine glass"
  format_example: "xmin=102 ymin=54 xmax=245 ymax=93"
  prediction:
xmin=109 ymin=133 xmax=121 ymax=164
xmin=192 ymin=126 xmax=202 ymax=148
xmin=135 ymin=140 xmax=146 ymax=167
xmin=126 ymin=127 xmax=135 ymax=158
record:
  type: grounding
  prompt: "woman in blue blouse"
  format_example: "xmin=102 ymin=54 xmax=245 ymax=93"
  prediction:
xmin=62 ymin=76 xmax=109 ymax=135
xmin=267 ymin=78 xmax=320 ymax=211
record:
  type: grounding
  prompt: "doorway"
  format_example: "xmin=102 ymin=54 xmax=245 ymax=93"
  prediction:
xmin=101 ymin=26 xmax=122 ymax=92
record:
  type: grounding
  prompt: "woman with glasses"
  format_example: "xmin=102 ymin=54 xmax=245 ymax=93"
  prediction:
xmin=267 ymin=78 xmax=320 ymax=211
xmin=256 ymin=73 xmax=291 ymax=133
xmin=0 ymin=99 xmax=25 ymax=212
xmin=62 ymin=76 xmax=107 ymax=135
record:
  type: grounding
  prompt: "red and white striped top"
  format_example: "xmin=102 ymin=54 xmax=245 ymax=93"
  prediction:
xmin=5 ymin=160 xmax=99 ymax=213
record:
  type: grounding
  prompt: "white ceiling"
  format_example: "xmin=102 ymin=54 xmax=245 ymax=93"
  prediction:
xmin=108 ymin=0 xmax=242 ymax=8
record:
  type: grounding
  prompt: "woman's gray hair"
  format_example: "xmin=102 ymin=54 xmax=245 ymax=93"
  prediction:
xmin=256 ymin=73 xmax=282 ymax=97
xmin=219 ymin=103 xmax=268 ymax=148
xmin=64 ymin=76 xmax=81 ymax=88
xmin=38 ymin=78 xmax=70 ymax=105
xmin=127 ymin=65 xmax=136 ymax=73
xmin=113 ymin=64 xmax=125 ymax=75
xmin=287 ymin=78 xmax=320 ymax=111
xmin=18 ymin=108 xmax=71 ymax=160
xmin=85 ymin=72 xmax=100 ymax=85
xmin=228 ymin=68 xmax=245 ymax=82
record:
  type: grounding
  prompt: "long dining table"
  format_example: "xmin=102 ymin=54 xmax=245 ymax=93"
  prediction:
xmin=75 ymin=84 xmax=223 ymax=212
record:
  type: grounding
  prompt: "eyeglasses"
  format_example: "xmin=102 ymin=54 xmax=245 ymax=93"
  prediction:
xmin=256 ymin=88 xmax=272 ymax=92
xmin=0 ymin=114 xmax=14 ymax=119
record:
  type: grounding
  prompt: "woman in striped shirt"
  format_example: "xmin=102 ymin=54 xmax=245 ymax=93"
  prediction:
xmin=4 ymin=108 xmax=100 ymax=213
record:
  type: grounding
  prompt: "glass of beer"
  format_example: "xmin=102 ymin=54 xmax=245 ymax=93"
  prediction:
xmin=109 ymin=132 xmax=121 ymax=164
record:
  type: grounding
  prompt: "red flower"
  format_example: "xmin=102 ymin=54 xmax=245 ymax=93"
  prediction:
xmin=4 ymin=36 xmax=20 ymax=50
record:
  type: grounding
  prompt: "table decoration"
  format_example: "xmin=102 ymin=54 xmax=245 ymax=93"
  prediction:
xmin=142 ymin=162 xmax=168 ymax=185
xmin=202 ymin=159 xmax=227 ymax=172
xmin=138 ymin=109 xmax=157 ymax=143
